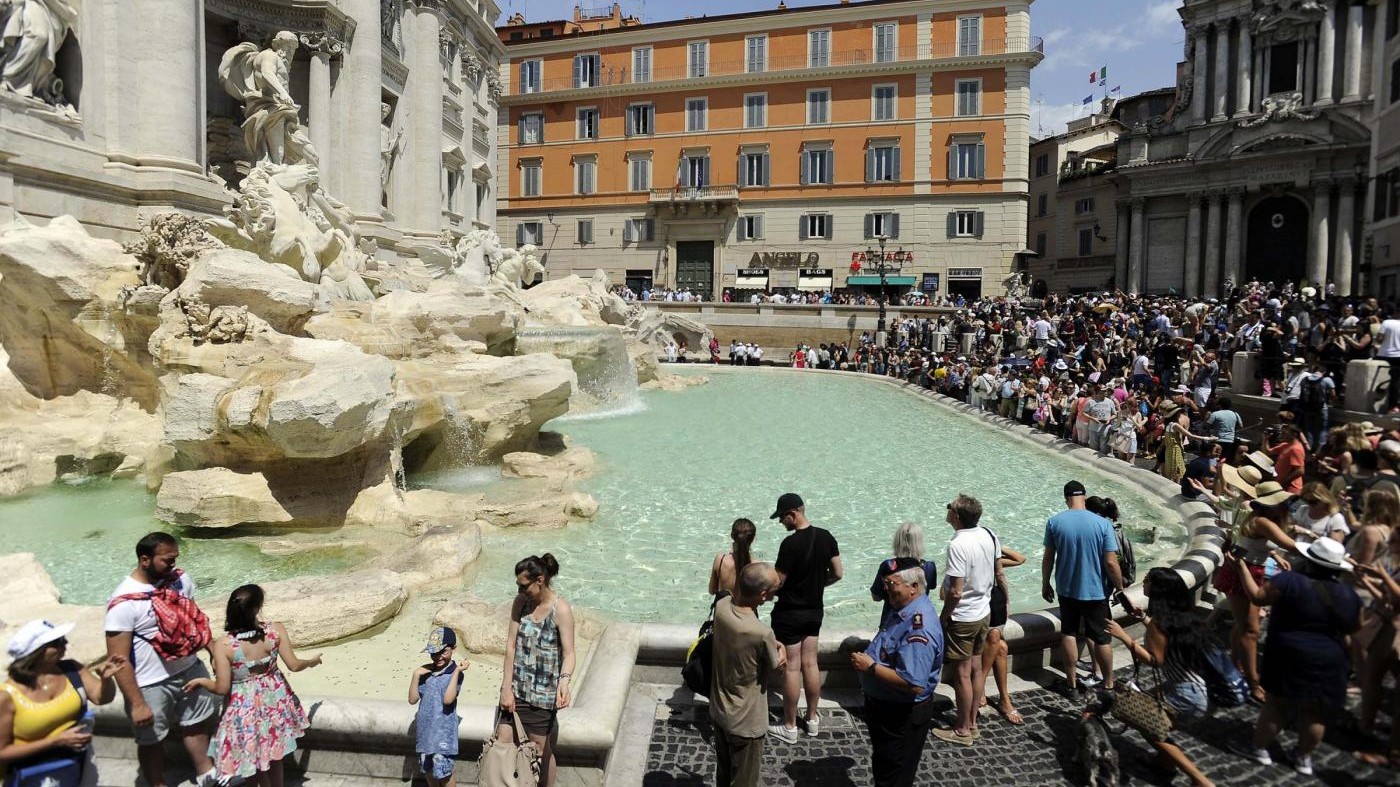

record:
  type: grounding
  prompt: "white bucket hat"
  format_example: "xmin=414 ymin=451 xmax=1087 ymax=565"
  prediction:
xmin=6 ymin=619 xmax=75 ymax=661
xmin=1300 ymin=538 xmax=1352 ymax=573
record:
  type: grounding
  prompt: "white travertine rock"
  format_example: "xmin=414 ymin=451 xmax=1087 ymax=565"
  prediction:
xmin=175 ymin=249 xmax=319 ymax=334
xmin=433 ymin=596 xmax=606 ymax=657
xmin=0 ymin=387 xmax=161 ymax=496
xmin=377 ymin=524 xmax=482 ymax=588
xmin=155 ymin=468 xmax=293 ymax=528
xmin=0 ymin=216 xmax=159 ymax=409
xmin=476 ymin=491 xmax=598 ymax=529
xmin=257 ymin=569 xmax=409 ymax=646
xmin=628 ymin=308 xmax=714 ymax=359
xmin=500 ymin=447 xmax=597 ymax=482
xmin=516 ymin=272 xmax=630 ymax=328
xmin=0 ymin=555 xmax=106 ymax=665
xmin=640 ymin=374 xmax=710 ymax=392
xmin=305 ymin=283 xmax=523 ymax=358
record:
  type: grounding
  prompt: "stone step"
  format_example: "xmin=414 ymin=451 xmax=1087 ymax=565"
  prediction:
xmin=92 ymin=756 xmax=411 ymax=787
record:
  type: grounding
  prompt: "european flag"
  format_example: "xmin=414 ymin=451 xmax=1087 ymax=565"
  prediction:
xmin=1082 ymin=94 xmax=1093 ymax=104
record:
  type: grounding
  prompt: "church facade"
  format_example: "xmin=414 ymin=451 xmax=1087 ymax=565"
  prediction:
xmin=1112 ymin=0 xmax=1382 ymax=296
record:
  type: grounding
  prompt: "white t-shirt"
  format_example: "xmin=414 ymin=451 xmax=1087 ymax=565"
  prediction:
xmin=1290 ymin=504 xmax=1351 ymax=539
xmin=1131 ymin=354 xmax=1151 ymax=376
xmin=1379 ymin=319 xmax=1400 ymax=359
xmin=944 ymin=527 xmax=998 ymax=623
xmin=104 ymin=573 xmax=199 ymax=687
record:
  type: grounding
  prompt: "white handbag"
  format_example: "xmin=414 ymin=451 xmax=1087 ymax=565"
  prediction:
xmin=478 ymin=709 xmax=541 ymax=787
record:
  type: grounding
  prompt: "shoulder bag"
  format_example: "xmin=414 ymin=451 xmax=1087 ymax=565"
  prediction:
xmin=1110 ymin=654 xmax=1176 ymax=743
xmin=681 ymin=597 xmax=719 ymax=697
xmin=478 ymin=708 xmax=541 ymax=787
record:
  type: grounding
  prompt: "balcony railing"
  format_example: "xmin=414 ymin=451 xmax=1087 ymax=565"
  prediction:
xmin=514 ymin=37 xmax=1044 ymax=96
xmin=649 ymin=185 xmax=740 ymax=203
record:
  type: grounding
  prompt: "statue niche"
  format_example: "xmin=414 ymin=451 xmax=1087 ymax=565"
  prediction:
xmin=0 ymin=0 xmax=79 ymax=114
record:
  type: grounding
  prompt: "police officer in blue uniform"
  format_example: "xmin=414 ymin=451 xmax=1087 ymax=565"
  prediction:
xmin=850 ymin=557 xmax=945 ymax=787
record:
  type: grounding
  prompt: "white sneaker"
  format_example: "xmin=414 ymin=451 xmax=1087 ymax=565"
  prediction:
xmin=767 ymin=723 xmax=800 ymax=744
xmin=1291 ymin=750 xmax=1313 ymax=776
xmin=1251 ymin=748 xmax=1274 ymax=767
xmin=805 ymin=716 xmax=820 ymax=738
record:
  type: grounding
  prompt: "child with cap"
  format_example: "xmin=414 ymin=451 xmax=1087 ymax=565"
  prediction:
xmin=409 ymin=627 xmax=467 ymax=787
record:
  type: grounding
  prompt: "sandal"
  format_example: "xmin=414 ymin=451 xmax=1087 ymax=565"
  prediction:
xmin=997 ymin=705 xmax=1024 ymax=725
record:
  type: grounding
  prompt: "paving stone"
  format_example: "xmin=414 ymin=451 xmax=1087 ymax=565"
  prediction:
xmin=641 ymin=673 xmax=1395 ymax=786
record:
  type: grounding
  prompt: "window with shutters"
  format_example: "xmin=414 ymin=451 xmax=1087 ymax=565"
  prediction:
xmin=623 ymin=218 xmax=655 ymax=242
xmin=801 ymin=214 xmax=831 ymax=240
xmin=738 ymin=215 xmax=764 ymax=241
xmin=1035 ymin=232 xmax=1047 ymax=256
xmin=951 ymin=210 xmax=983 ymax=238
xmin=868 ymin=143 xmax=899 ymax=183
xmin=740 ymin=152 xmax=769 ymax=188
xmin=627 ymin=155 xmax=651 ymax=192
xmin=866 ymin=212 xmax=900 ymax=239
xmin=574 ymin=156 xmax=596 ymax=195
xmin=874 ymin=23 xmax=897 ymax=63
xmin=518 ymin=221 xmax=543 ymax=245
xmin=519 ymin=113 xmax=544 ymax=145
xmin=686 ymin=98 xmax=707 ymax=131
xmin=576 ymin=107 xmax=598 ymax=140
xmin=957 ymin=16 xmax=981 ymax=56
xmin=1034 ymin=153 xmax=1050 ymax=177
xmin=1390 ymin=57 xmax=1399 ymax=103
xmin=744 ymin=93 xmax=767 ymax=128
xmin=801 ymin=146 xmax=833 ymax=185
xmin=577 ymin=219 xmax=594 ymax=244
xmin=807 ymin=89 xmax=830 ymax=124
xmin=519 ymin=60 xmax=542 ymax=94
xmin=682 ymin=154 xmax=710 ymax=188
xmin=1037 ymin=194 xmax=1047 ymax=216
xmin=809 ymin=29 xmax=831 ymax=68
xmin=956 ymin=79 xmax=982 ymax=116
xmin=688 ymin=41 xmax=708 ymax=78
xmin=746 ymin=36 xmax=767 ymax=73
xmin=632 ymin=47 xmax=652 ymax=83
xmin=573 ymin=54 xmax=601 ymax=88
xmin=626 ymin=103 xmax=653 ymax=136
xmin=873 ymin=84 xmax=896 ymax=121
xmin=1078 ymin=227 xmax=1094 ymax=256
xmin=950 ymin=139 xmax=986 ymax=180
xmin=1075 ymin=197 xmax=1096 ymax=215
xmin=520 ymin=160 xmax=541 ymax=197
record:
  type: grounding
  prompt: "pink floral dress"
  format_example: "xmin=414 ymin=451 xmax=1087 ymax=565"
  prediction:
xmin=209 ymin=628 xmax=310 ymax=778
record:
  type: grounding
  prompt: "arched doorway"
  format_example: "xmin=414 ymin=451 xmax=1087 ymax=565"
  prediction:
xmin=1245 ymin=195 xmax=1308 ymax=285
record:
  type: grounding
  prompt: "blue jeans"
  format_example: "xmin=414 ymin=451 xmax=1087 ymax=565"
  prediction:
xmin=1162 ymin=679 xmax=1208 ymax=720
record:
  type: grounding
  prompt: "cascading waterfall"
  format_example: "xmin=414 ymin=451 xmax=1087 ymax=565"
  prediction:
xmin=439 ymin=398 xmax=482 ymax=465
xmin=514 ymin=326 xmax=643 ymax=419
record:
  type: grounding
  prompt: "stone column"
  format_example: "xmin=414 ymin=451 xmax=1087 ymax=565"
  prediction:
xmin=1213 ymin=24 xmax=1231 ymax=120
xmin=1115 ymin=203 xmax=1131 ymax=290
xmin=299 ymin=34 xmax=342 ymax=195
xmin=405 ymin=1 xmax=444 ymax=237
xmin=1335 ymin=183 xmax=1355 ymax=295
xmin=1204 ymin=194 xmax=1223 ymax=299
xmin=1253 ymin=46 xmax=1266 ymax=109
xmin=107 ymin=0 xmax=203 ymax=172
xmin=1192 ymin=31 xmax=1209 ymax=121
xmin=1185 ymin=196 xmax=1203 ymax=298
xmin=1128 ymin=199 xmax=1147 ymax=296
xmin=1224 ymin=190 xmax=1244 ymax=292
xmin=1235 ymin=23 xmax=1252 ymax=117
xmin=1343 ymin=1 xmax=1364 ymax=101
xmin=1302 ymin=35 xmax=1316 ymax=104
xmin=338 ymin=0 xmax=385 ymax=222
xmin=1310 ymin=184 xmax=1332 ymax=289
xmin=1316 ymin=2 xmax=1336 ymax=106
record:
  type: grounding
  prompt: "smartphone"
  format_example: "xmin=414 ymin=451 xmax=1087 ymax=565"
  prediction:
xmin=1228 ymin=543 xmax=1248 ymax=560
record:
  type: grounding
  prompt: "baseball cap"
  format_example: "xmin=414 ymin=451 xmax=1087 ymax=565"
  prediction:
xmin=6 ymin=620 xmax=75 ymax=661
xmin=423 ymin=626 xmax=457 ymax=654
xmin=770 ymin=492 xmax=805 ymax=519
xmin=1063 ymin=480 xmax=1087 ymax=498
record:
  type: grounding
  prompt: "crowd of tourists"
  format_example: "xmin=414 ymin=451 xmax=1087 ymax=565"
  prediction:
xmin=1 ymin=534 xmax=576 ymax=787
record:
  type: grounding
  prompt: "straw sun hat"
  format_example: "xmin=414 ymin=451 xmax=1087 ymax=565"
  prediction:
xmin=1220 ymin=464 xmax=1264 ymax=497
xmin=1248 ymin=480 xmax=1294 ymax=508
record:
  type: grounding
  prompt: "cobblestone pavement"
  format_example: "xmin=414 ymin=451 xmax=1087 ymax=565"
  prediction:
xmin=642 ymin=678 xmax=1395 ymax=786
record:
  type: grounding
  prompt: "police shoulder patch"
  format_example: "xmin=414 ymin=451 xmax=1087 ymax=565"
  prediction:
xmin=906 ymin=634 xmax=930 ymax=645
xmin=912 ymin=613 xmax=924 ymax=630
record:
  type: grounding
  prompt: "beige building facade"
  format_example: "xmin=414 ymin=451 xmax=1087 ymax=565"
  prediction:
xmin=1368 ymin=0 xmax=1399 ymax=297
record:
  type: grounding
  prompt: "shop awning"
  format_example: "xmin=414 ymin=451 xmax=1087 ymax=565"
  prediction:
xmin=846 ymin=276 xmax=916 ymax=286
xmin=735 ymin=274 xmax=769 ymax=287
xmin=798 ymin=276 xmax=833 ymax=289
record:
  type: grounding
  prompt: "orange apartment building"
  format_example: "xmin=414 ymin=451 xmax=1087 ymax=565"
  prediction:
xmin=497 ymin=0 xmax=1042 ymax=300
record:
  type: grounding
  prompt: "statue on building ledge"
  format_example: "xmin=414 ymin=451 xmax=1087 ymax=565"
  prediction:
xmin=210 ymin=31 xmax=374 ymax=302
xmin=0 ymin=0 xmax=78 ymax=114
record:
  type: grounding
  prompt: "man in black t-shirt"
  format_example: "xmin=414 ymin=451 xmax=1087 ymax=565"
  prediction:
xmin=768 ymin=493 xmax=843 ymax=743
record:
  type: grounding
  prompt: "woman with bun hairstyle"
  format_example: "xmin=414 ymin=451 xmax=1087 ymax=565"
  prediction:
xmin=709 ymin=519 xmax=757 ymax=598
xmin=498 ymin=554 xmax=575 ymax=787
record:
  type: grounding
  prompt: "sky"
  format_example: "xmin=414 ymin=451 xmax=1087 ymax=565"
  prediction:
xmin=497 ymin=0 xmax=1188 ymax=137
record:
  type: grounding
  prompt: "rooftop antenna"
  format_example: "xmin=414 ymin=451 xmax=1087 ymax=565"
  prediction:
xmin=1034 ymin=94 xmax=1045 ymax=136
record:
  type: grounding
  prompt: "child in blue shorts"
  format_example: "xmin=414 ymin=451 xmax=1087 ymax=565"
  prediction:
xmin=409 ymin=627 xmax=466 ymax=787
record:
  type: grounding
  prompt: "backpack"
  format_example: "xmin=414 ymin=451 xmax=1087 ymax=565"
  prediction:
xmin=1298 ymin=374 xmax=1325 ymax=411
xmin=681 ymin=598 xmax=719 ymax=697
xmin=1113 ymin=523 xmax=1137 ymax=587
xmin=106 ymin=571 xmax=212 ymax=661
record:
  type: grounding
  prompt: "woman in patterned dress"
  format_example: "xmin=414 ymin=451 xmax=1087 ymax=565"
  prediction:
xmin=498 ymin=554 xmax=576 ymax=787
xmin=184 ymin=585 xmax=321 ymax=787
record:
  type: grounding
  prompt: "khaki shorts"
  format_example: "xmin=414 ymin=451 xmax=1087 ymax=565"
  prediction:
xmin=944 ymin=616 xmax=991 ymax=662
xmin=129 ymin=662 xmax=219 ymax=745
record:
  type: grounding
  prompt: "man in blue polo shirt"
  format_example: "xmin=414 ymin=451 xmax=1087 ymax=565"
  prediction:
xmin=851 ymin=557 xmax=944 ymax=787
xmin=1041 ymin=480 xmax=1126 ymax=694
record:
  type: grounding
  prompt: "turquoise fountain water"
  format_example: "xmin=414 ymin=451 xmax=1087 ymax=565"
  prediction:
xmin=447 ymin=368 xmax=1180 ymax=628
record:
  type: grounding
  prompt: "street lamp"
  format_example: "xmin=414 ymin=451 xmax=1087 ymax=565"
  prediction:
xmin=863 ymin=234 xmax=904 ymax=347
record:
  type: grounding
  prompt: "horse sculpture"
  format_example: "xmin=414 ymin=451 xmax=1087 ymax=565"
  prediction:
xmin=492 ymin=244 xmax=545 ymax=290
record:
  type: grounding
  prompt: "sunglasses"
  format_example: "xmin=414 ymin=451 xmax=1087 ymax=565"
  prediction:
xmin=516 ymin=580 xmax=536 ymax=592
